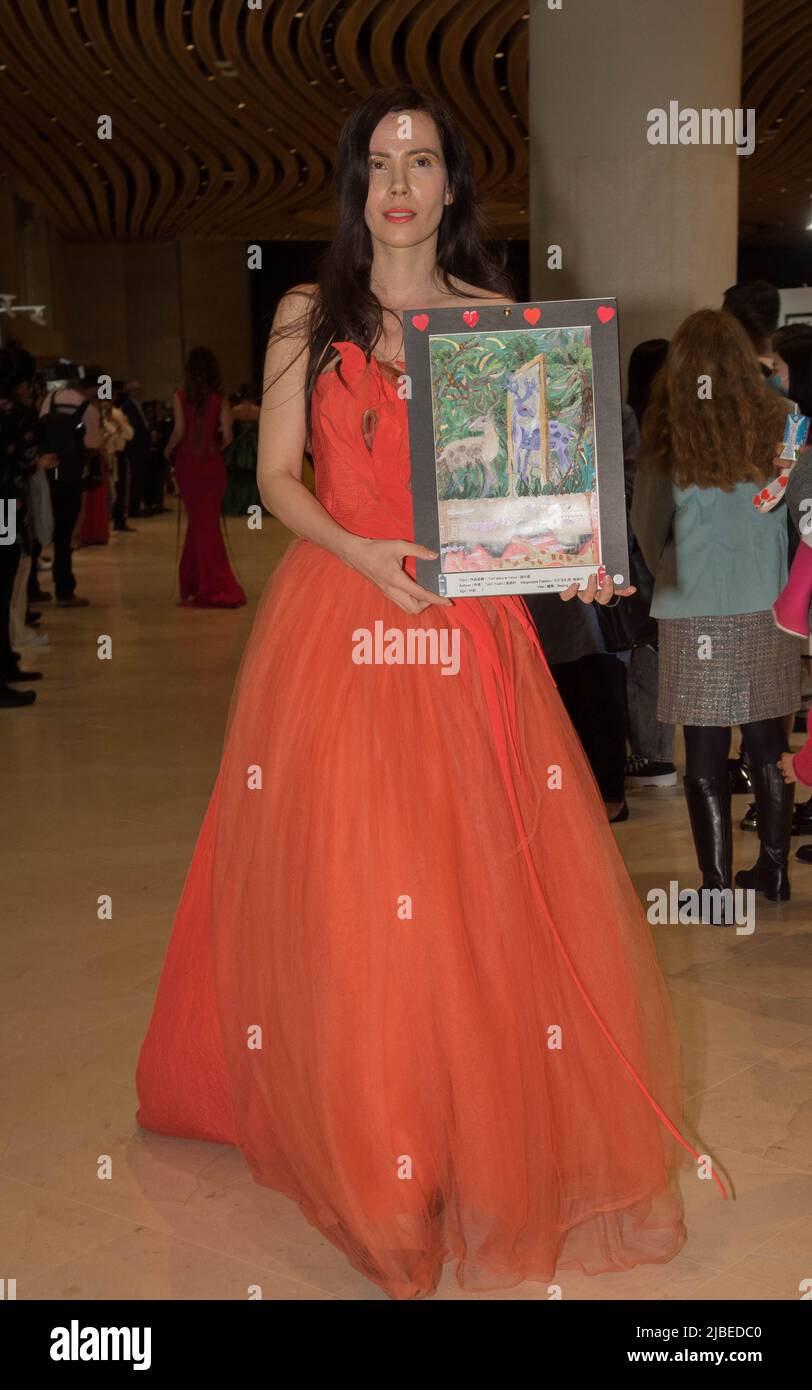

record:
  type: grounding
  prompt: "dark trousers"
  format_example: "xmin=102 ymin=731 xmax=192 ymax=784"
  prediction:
xmin=143 ymin=447 xmax=166 ymax=511
xmin=113 ymin=456 xmax=129 ymax=529
xmin=684 ymin=719 xmax=787 ymax=780
xmin=48 ymin=476 xmax=83 ymax=599
xmin=552 ymin=652 xmax=629 ymax=802
xmin=0 ymin=542 xmax=21 ymax=672
xmin=26 ymin=538 xmax=43 ymax=598
xmin=127 ymin=450 xmax=147 ymax=516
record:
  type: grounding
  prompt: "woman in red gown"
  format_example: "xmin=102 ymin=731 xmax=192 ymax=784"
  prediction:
xmin=136 ymin=88 xmax=726 ymax=1299
xmin=165 ymin=347 xmax=246 ymax=608
xmin=77 ymin=454 xmax=109 ymax=545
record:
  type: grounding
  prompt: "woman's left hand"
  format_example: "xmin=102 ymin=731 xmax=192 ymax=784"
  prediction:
xmin=778 ymin=751 xmax=797 ymax=784
xmin=560 ymin=573 xmax=637 ymax=604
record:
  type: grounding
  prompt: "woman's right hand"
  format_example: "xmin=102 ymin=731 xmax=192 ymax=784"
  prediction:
xmin=342 ymin=537 xmax=454 ymax=614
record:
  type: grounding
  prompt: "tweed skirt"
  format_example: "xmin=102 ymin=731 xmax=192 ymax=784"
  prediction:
xmin=657 ymin=610 xmax=801 ymax=726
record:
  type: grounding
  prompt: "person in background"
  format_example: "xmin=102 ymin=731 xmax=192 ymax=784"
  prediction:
xmin=5 ymin=346 xmax=53 ymax=647
xmin=779 ymin=697 xmax=812 ymax=812
xmin=722 ymin=280 xmax=783 ymax=388
xmin=119 ymin=380 xmax=151 ymax=519
xmin=163 ymin=347 xmax=246 ymax=608
xmin=780 ymin=446 xmax=812 ymax=865
xmin=39 ymin=366 xmax=104 ymax=607
xmin=26 ymin=367 xmax=53 ymax=605
xmin=627 ymin=338 xmax=670 ymax=425
xmin=773 ymin=323 xmax=812 ymax=417
xmin=525 ymin=403 xmax=640 ymax=824
xmin=770 ymin=327 xmax=812 ymax=646
xmin=0 ymin=345 xmax=49 ymax=705
xmin=102 ymin=392 xmax=134 ymax=536
xmin=110 ymin=381 xmax=136 ymax=533
xmin=772 ymin=322 xmax=812 ymax=396
xmin=77 ymin=404 xmax=110 ymax=547
xmin=222 ymin=383 xmax=266 ymax=518
xmin=156 ymin=400 xmax=176 ymax=497
xmin=770 ymin=329 xmax=812 ymax=852
xmin=622 ymin=338 xmax=676 ymax=789
xmin=632 ymin=308 xmax=799 ymax=903
xmin=141 ymin=400 xmax=171 ymax=514
xmin=722 ymin=291 xmax=802 ymax=829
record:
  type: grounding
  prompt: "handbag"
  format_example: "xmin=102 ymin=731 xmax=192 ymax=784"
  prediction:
xmin=596 ymin=532 xmax=659 ymax=652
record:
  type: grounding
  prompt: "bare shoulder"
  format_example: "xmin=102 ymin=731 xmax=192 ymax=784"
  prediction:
xmin=283 ymin=280 xmax=319 ymax=301
xmin=272 ymin=282 xmax=320 ymax=328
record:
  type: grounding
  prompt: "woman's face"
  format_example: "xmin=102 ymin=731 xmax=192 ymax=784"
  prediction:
xmin=364 ymin=109 xmax=451 ymax=246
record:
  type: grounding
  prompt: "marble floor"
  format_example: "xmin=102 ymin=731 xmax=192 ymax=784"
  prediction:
xmin=1 ymin=502 xmax=810 ymax=1302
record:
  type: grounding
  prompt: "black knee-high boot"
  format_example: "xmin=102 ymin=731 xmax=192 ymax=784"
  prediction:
xmin=734 ymin=762 xmax=795 ymax=901
xmin=683 ymin=776 xmax=733 ymax=891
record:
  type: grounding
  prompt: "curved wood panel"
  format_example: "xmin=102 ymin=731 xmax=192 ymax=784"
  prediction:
xmin=0 ymin=1 xmax=806 ymax=249
xmin=0 ymin=0 xmax=530 ymax=240
xmin=741 ymin=0 xmax=812 ymax=245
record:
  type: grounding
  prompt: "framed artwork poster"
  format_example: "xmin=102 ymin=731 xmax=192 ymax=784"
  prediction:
xmin=403 ymin=297 xmax=630 ymax=597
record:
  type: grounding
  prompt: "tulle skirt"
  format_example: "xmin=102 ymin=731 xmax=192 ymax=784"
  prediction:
xmin=136 ymin=538 xmax=695 ymax=1298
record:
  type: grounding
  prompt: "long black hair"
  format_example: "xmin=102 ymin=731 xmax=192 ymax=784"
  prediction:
xmin=184 ymin=346 xmax=223 ymax=414
xmin=266 ymin=85 xmax=514 ymax=443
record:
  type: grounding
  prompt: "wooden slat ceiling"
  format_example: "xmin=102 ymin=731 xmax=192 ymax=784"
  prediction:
xmin=0 ymin=0 xmax=531 ymax=240
xmin=741 ymin=0 xmax=812 ymax=246
xmin=0 ymin=0 xmax=808 ymax=247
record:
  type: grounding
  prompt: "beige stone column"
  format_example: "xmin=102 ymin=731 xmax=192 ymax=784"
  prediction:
xmin=529 ymin=0 xmax=743 ymax=379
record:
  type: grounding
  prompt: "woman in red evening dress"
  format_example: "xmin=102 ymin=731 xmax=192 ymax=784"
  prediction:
xmin=136 ymin=88 xmax=725 ymax=1299
xmin=77 ymin=452 xmax=109 ymax=545
xmin=78 ymin=401 xmax=129 ymax=545
xmin=165 ymin=346 xmax=246 ymax=608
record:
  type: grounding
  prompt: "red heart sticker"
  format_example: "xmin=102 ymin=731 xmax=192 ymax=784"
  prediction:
xmin=462 ymin=310 xmax=479 ymax=327
xmin=597 ymin=305 xmax=615 ymax=324
xmin=411 ymin=313 xmax=429 ymax=332
xmin=779 ymin=475 xmax=789 ymax=486
xmin=760 ymin=489 xmax=771 ymax=500
xmin=523 ymin=307 xmax=541 ymax=325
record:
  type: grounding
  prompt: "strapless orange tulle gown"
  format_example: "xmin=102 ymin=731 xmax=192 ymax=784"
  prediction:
xmin=135 ymin=341 xmax=724 ymax=1299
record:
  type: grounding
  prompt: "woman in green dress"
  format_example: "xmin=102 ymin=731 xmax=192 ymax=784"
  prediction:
xmin=222 ymin=384 xmax=270 ymax=518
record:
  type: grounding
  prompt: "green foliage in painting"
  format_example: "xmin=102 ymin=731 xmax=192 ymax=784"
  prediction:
xmin=430 ymin=328 xmax=596 ymax=502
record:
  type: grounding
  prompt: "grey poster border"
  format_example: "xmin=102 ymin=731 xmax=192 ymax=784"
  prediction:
xmin=403 ymin=297 xmax=630 ymax=596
